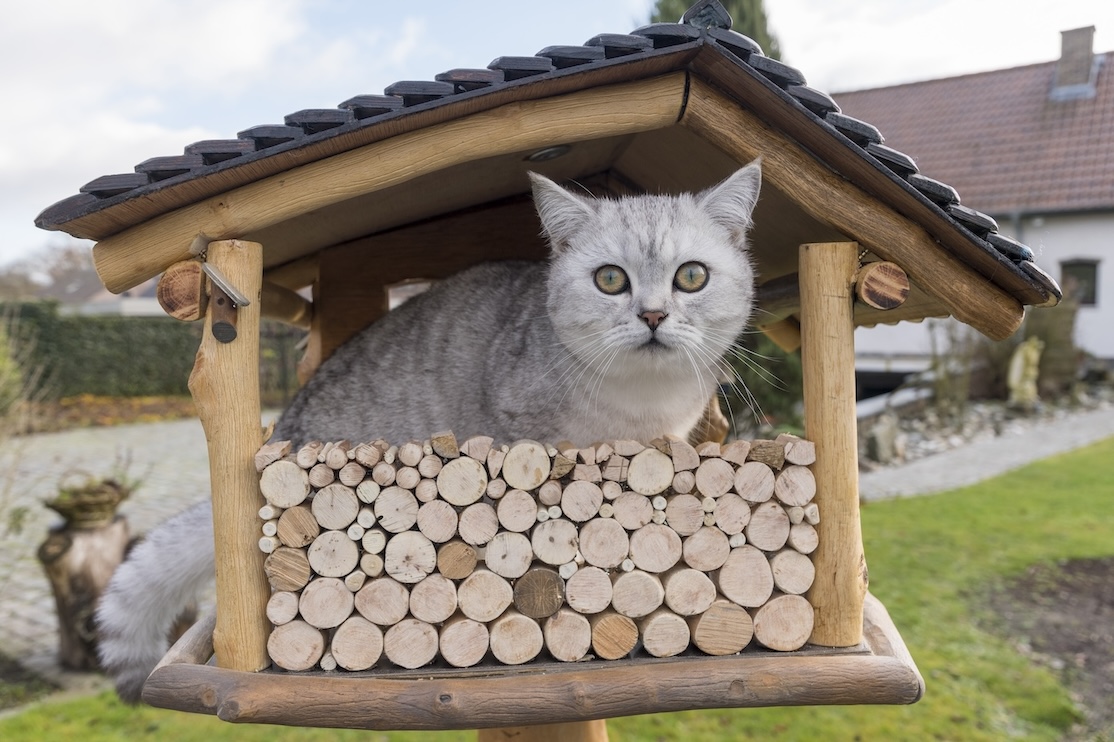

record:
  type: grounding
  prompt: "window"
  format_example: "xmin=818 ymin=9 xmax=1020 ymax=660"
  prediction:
xmin=1060 ymin=260 xmax=1099 ymax=306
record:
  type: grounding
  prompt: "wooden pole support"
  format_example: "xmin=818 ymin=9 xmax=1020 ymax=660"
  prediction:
xmin=187 ymin=239 xmax=271 ymax=673
xmin=800 ymin=242 xmax=867 ymax=647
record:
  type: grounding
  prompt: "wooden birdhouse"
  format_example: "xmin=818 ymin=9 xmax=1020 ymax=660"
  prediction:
xmin=36 ymin=1 xmax=1061 ymax=738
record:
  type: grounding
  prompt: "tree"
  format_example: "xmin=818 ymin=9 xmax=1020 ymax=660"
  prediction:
xmin=651 ymin=0 xmax=781 ymax=59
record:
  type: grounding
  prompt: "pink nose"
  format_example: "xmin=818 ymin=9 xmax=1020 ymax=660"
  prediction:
xmin=640 ymin=310 xmax=667 ymax=330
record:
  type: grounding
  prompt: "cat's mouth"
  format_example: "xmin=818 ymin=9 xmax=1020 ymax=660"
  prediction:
xmin=642 ymin=336 xmax=667 ymax=350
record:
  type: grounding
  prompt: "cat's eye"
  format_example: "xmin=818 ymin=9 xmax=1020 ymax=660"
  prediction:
xmin=594 ymin=265 xmax=629 ymax=295
xmin=674 ymin=261 xmax=709 ymax=292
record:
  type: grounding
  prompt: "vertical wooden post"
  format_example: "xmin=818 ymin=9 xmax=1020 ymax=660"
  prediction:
xmin=188 ymin=239 xmax=271 ymax=672
xmin=478 ymin=719 xmax=609 ymax=742
xmin=799 ymin=242 xmax=868 ymax=647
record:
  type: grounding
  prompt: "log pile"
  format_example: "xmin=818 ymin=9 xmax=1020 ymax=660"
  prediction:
xmin=255 ymin=432 xmax=820 ymax=672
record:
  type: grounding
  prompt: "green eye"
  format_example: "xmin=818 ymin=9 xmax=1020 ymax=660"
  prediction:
xmin=594 ymin=265 xmax=629 ymax=295
xmin=674 ymin=261 xmax=709 ymax=292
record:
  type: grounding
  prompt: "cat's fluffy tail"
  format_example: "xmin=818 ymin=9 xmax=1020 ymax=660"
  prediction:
xmin=96 ymin=500 xmax=215 ymax=703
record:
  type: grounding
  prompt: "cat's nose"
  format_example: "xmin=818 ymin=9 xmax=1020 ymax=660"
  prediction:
xmin=640 ymin=310 xmax=668 ymax=330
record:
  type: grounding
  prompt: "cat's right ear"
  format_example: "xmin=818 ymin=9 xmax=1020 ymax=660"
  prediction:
xmin=529 ymin=172 xmax=594 ymax=251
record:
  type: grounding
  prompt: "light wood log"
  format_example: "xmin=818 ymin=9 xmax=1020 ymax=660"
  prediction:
xmin=486 ymin=447 xmax=507 ymax=479
xmin=384 ymin=530 xmax=437 ymax=584
xmin=275 ymin=505 xmax=319 ymax=548
xmin=323 ymin=440 xmax=351 ymax=470
xmin=157 ymin=259 xmax=206 ymax=321
xmin=437 ymin=539 xmax=478 ymax=580
xmin=716 ymin=545 xmax=773 ymax=608
xmin=626 ymin=448 xmax=674 ymax=495
xmin=298 ymin=577 xmax=354 ymax=630
xmin=359 ymin=553 xmax=384 ymax=578
xmin=611 ymin=492 xmax=653 ymax=531
xmin=254 ymin=440 xmax=291 ymax=472
xmin=734 ymin=461 xmax=775 ymax=503
xmin=296 ymin=441 xmax=325 ymax=468
xmin=439 ymin=614 xmax=490 ymax=668
xmin=258 ymin=503 xmax=283 ymax=521
xmin=662 ymin=567 xmax=716 ymax=616
xmin=354 ymin=577 xmax=410 ymax=626
xmin=484 ymin=531 xmax=534 ymax=578
xmin=855 ymin=261 xmax=910 ymax=310
xmin=612 ymin=440 xmax=645 ymax=456
xmin=384 ymin=618 xmax=439 ymax=669
xmin=601 ymin=454 xmax=629 ymax=483
xmin=531 ymin=519 xmax=579 ymax=567
xmin=788 ymin=523 xmax=819 ymax=555
xmin=561 ymin=480 xmax=604 ymax=522
xmin=628 ymin=523 xmax=682 ymax=574
xmin=639 ymin=609 xmax=690 ymax=658
xmin=590 ymin=611 xmax=638 ymax=660
xmin=260 ymin=459 xmax=310 ymax=508
xmin=264 ymin=546 xmax=311 ymax=592
xmin=458 ymin=569 xmax=514 ymax=623
xmin=669 ymin=470 xmax=694 ymax=494
xmin=745 ymin=501 xmax=791 ymax=552
xmin=536 ymin=480 xmax=561 ymax=506
xmin=752 ymin=593 xmax=814 ymax=651
xmin=502 ymin=440 xmax=551 ymax=490
xmin=330 ymin=615 xmax=383 ymax=671
xmin=804 ymin=502 xmax=821 ymax=525
xmin=610 ymin=569 xmax=664 ymax=619
xmin=258 ymin=535 xmax=279 ymax=553
xmin=266 ymin=591 xmax=300 ymax=626
xmin=409 ymin=573 xmax=459 ymax=624
xmin=307 ymin=530 xmax=359 ymax=577
xmin=267 ymin=619 xmax=324 ymax=671
xmin=344 ymin=569 xmax=367 ymax=592
xmin=748 ymin=440 xmax=787 ymax=470
xmin=337 ymin=461 xmax=366 ymax=487
xmin=360 ymin=528 xmax=387 ymax=554
xmin=308 ymin=462 xmax=336 ymax=489
xmin=695 ymin=441 xmax=721 ymax=457
xmin=513 ymin=567 xmax=565 ymax=619
xmin=356 ymin=479 xmax=381 ymax=504
xmin=460 ymin=435 xmax=494 ymax=461
xmin=458 ymin=502 xmax=499 ymax=546
xmin=260 ymin=279 xmax=312 ymax=330
xmin=437 ymin=456 xmax=488 ymax=506
xmin=774 ymin=465 xmax=817 ymax=507
xmin=352 ymin=442 xmax=382 ymax=468
xmin=371 ymin=461 xmax=396 ymax=487
xmin=711 ymin=493 xmax=749 ymax=536
xmin=311 ymin=483 xmax=359 ymax=530
xmin=572 ymin=464 xmax=602 ymax=483
xmin=694 ymin=457 xmax=734 ymax=498
xmin=412 ymin=478 xmax=436 ymax=502
xmin=497 ymin=488 xmax=539 ymax=532
xmin=783 ymin=438 xmax=817 ymax=466
xmin=430 ymin=430 xmax=460 ymax=459
xmin=577 ymin=518 xmax=629 ymax=569
xmin=396 ymin=441 xmax=423 ymax=467
xmin=417 ymin=499 xmax=459 ymax=543
xmin=550 ymin=452 xmax=576 ymax=480
xmin=682 ymin=526 xmax=731 ymax=572
xmin=395 ymin=466 xmax=421 ymax=490
xmin=565 ymin=566 xmax=613 ymax=615
xmin=800 ymin=242 xmax=867 ymax=647
xmin=415 ymin=454 xmax=441 ymax=479
xmin=720 ymin=440 xmax=752 ymax=466
xmin=544 ymin=608 xmax=592 ymax=663
xmin=374 ymin=486 xmax=419 ymax=534
xmin=687 ymin=599 xmax=754 ymax=656
xmin=664 ymin=493 xmax=704 ymax=536
xmin=490 ymin=609 xmax=544 ymax=666
xmin=770 ymin=550 xmax=817 ymax=595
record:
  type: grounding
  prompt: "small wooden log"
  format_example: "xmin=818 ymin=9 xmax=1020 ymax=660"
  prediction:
xmin=395 ymin=466 xmax=421 ymax=490
xmin=295 ymin=441 xmax=325 ymax=468
xmin=255 ymin=440 xmax=292 ymax=472
xmin=748 ymin=439 xmax=787 ymax=469
xmin=458 ymin=568 xmax=514 ymax=622
xmin=437 ymin=539 xmax=478 ymax=580
xmin=502 ymin=440 xmax=551 ymax=490
xmin=264 ymin=546 xmax=312 ymax=591
xmin=416 ymin=499 xmax=459 ymax=543
xmin=783 ymin=437 xmax=817 ymax=466
xmin=258 ymin=535 xmax=279 ymax=553
xmin=695 ymin=441 xmax=721 ymax=457
xmin=565 ymin=565 xmax=613 ymax=615
xmin=536 ymin=480 xmax=561 ymax=506
xmin=416 ymin=478 xmax=440 ymax=502
xmin=513 ymin=567 xmax=565 ymax=619
xmin=266 ymin=591 xmax=300 ymax=626
xmin=543 ymin=608 xmax=592 ymax=662
xmin=298 ymin=577 xmax=355 ymax=629
xmin=531 ymin=519 xmax=579 ymax=567
xmin=437 ymin=456 xmax=488 ymax=506
xmin=497 ymin=489 xmax=539 ymax=532
xmin=260 ymin=459 xmax=310 ymax=508
xmin=687 ymin=599 xmax=754 ymax=655
xmin=612 ymin=440 xmax=645 ymax=456
xmin=324 ymin=440 xmax=352 ymax=470
xmin=672 ymin=470 xmax=695 ymax=494
xmin=417 ymin=454 xmax=443 ymax=479
xmin=855 ymin=260 xmax=910 ymax=310
xmin=664 ymin=493 xmax=704 ymax=536
xmin=486 ymin=447 xmax=507 ymax=479
xmin=439 ymin=614 xmax=490 ymax=668
xmin=694 ymin=457 xmax=734 ymax=498
xmin=308 ymin=462 xmax=336 ymax=489
xmin=661 ymin=567 xmax=716 ymax=616
xmin=628 ymin=523 xmax=682 ymax=573
xmin=711 ymin=493 xmax=749 ymax=536
xmin=352 ymin=442 xmax=382 ymax=468
xmin=601 ymin=454 xmax=629 ymax=482
xmin=612 ymin=492 xmax=653 ymax=530
xmin=409 ymin=573 xmax=459 ymax=624
xmin=458 ymin=502 xmax=499 ymax=546
xmin=311 ymin=483 xmax=359 ymax=530
xmin=157 ymin=259 xmax=206 ymax=321
xmin=550 ymin=452 xmax=575 ymax=480
xmin=787 ymin=522 xmax=819 ymax=555
xmin=734 ymin=461 xmax=775 ymax=503
xmin=720 ymin=439 xmax=752 ymax=466
xmin=770 ymin=549 xmax=817 ymax=595
xmin=682 ymin=526 xmax=731 ymax=572
xmin=354 ymin=577 xmax=410 ymax=626
xmin=371 ymin=461 xmax=396 ymax=487
xmin=639 ymin=609 xmax=690 ymax=658
xmin=752 ymin=593 xmax=814 ymax=651
xmin=397 ymin=441 xmax=424 ymax=467
xmin=330 ymin=615 xmax=384 ymax=671
xmin=384 ymin=618 xmax=439 ymax=669
xmin=307 ymin=530 xmax=360 ymax=577
xmin=746 ymin=501 xmax=791 ymax=552
xmin=356 ymin=480 xmax=381 ymax=504
xmin=338 ymin=461 xmax=366 ymax=487
xmin=484 ymin=531 xmax=534 ymax=578
xmin=383 ymin=530 xmax=437 ymax=583
xmin=610 ymin=569 xmax=664 ymax=618
xmin=716 ymin=545 xmax=774 ymax=608
xmin=267 ymin=620 xmax=325 ymax=671
xmin=577 ymin=517 xmax=629 ymax=569
xmin=571 ymin=464 xmax=602 ymax=483
xmin=590 ymin=611 xmax=638 ymax=660
xmin=774 ymin=465 xmax=817 ymax=507
xmin=344 ymin=569 xmax=367 ymax=592
xmin=374 ymin=486 xmax=420 ymax=534
xmin=804 ymin=502 xmax=821 ymax=525
xmin=430 ymin=430 xmax=460 ymax=459
xmin=561 ymin=480 xmax=603 ymax=522
xmin=490 ymin=609 xmax=544 ymax=665
xmin=460 ymin=435 xmax=494 ymax=461
xmin=668 ymin=438 xmax=699 ymax=471
xmin=361 ymin=528 xmax=387 ymax=554
xmin=626 ymin=448 xmax=674 ymax=495
xmin=275 ymin=505 xmax=319 ymax=548
xmin=359 ymin=553 xmax=384 ymax=578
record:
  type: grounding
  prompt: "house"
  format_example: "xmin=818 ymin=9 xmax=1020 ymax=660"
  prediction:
xmin=34 ymin=0 xmax=1060 ymax=734
xmin=835 ymin=26 xmax=1112 ymax=377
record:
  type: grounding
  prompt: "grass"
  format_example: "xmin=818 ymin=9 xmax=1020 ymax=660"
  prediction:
xmin=2 ymin=437 xmax=1111 ymax=741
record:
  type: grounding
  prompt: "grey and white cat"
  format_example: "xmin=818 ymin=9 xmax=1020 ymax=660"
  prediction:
xmin=96 ymin=160 xmax=761 ymax=701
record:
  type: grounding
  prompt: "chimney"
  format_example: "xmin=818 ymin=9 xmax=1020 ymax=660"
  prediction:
xmin=1053 ymin=26 xmax=1097 ymax=95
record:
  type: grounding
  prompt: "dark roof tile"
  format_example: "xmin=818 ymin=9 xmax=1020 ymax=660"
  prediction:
xmin=487 ymin=56 xmax=554 ymax=80
xmin=866 ymin=143 xmax=918 ymax=176
xmin=338 ymin=94 xmax=404 ymax=119
xmin=284 ymin=108 xmax=354 ymax=134
xmin=535 ymin=45 xmax=606 ymax=68
xmin=134 ymin=154 xmax=204 ymax=182
xmin=788 ymin=85 xmax=840 ymax=116
xmin=747 ymin=54 xmax=805 ymax=88
xmin=706 ymin=28 xmax=761 ymax=60
xmin=237 ymin=124 xmax=303 ymax=150
xmin=80 ymin=173 xmax=150 ymax=198
xmin=184 ymin=139 xmax=255 ymax=165
xmin=907 ymin=174 xmax=959 ymax=206
xmin=631 ymin=23 xmax=702 ymax=49
xmin=585 ymin=33 xmax=654 ymax=58
xmin=825 ymin=112 xmax=884 ymax=146
xmin=383 ymin=80 xmax=456 ymax=106
xmin=435 ymin=68 xmax=505 ymax=92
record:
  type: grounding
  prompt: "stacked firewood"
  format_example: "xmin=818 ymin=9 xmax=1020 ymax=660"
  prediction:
xmin=254 ymin=431 xmax=819 ymax=672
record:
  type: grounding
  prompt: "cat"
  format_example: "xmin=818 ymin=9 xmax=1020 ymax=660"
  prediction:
xmin=95 ymin=160 xmax=762 ymax=702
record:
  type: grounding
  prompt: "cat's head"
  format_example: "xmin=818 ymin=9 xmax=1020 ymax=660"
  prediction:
xmin=530 ymin=161 xmax=761 ymax=380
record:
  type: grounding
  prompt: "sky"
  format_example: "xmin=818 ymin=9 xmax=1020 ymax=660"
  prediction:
xmin=3 ymin=0 xmax=1112 ymax=273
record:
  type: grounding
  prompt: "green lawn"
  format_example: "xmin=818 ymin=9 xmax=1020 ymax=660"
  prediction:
xmin=3 ymin=437 xmax=1111 ymax=741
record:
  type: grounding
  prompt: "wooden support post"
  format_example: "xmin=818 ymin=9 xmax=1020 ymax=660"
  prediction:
xmin=799 ymin=242 xmax=867 ymax=647
xmin=188 ymin=239 xmax=271 ymax=673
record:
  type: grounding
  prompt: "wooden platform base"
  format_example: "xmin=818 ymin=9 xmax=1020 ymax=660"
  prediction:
xmin=142 ymin=593 xmax=922 ymax=730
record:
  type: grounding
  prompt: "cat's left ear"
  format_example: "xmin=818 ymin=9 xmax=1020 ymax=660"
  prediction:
xmin=699 ymin=159 xmax=762 ymax=233
xmin=529 ymin=172 xmax=595 ymax=251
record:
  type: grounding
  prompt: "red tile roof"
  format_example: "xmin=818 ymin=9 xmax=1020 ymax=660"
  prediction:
xmin=833 ymin=52 xmax=1114 ymax=216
